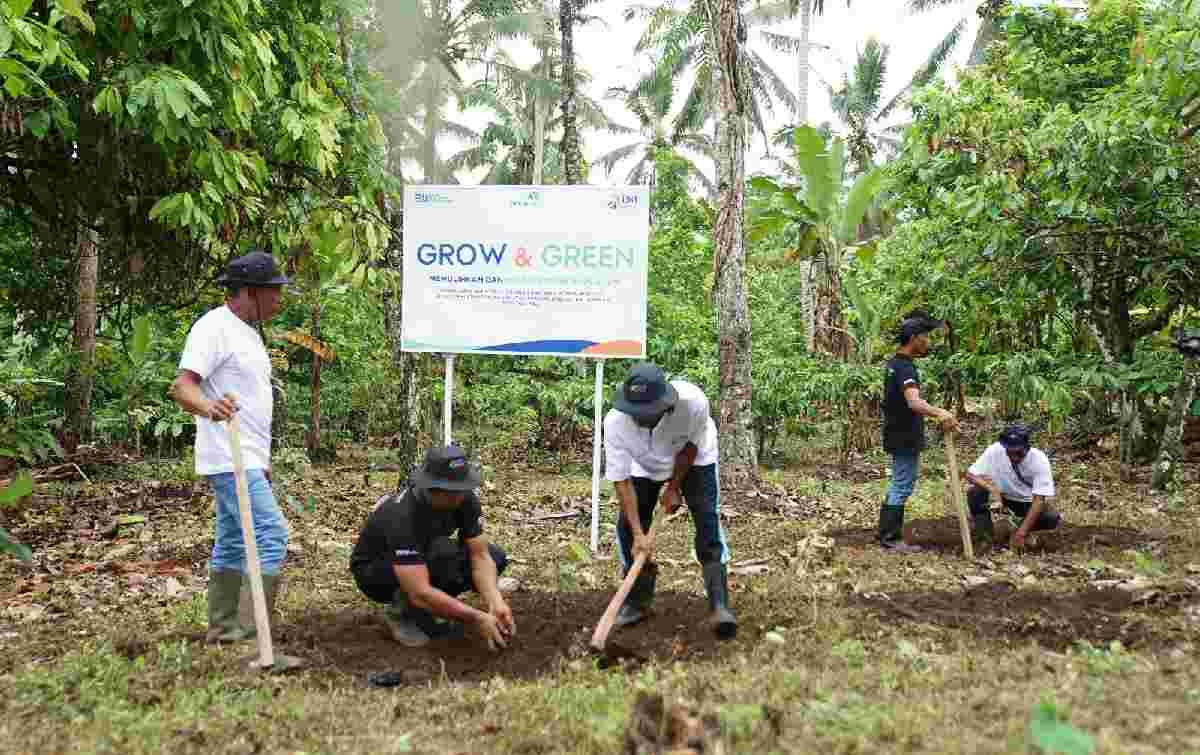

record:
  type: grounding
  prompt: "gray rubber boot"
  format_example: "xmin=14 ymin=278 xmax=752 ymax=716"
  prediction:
xmin=207 ymin=570 xmax=253 ymax=643
xmin=615 ymin=562 xmax=658 ymax=627
xmin=702 ymin=561 xmax=737 ymax=640
xmin=235 ymin=574 xmax=304 ymax=670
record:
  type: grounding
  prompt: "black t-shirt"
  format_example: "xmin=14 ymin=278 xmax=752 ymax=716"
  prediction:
xmin=350 ymin=486 xmax=484 ymax=572
xmin=882 ymin=355 xmax=924 ymax=452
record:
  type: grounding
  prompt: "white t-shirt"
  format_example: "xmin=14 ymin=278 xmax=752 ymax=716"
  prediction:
xmin=178 ymin=305 xmax=274 ymax=475
xmin=968 ymin=442 xmax=1054 ymax=502
xmin=604 ymin=380 xmax=719 ymax=482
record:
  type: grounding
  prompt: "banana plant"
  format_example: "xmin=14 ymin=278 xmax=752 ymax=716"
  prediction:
xmin=747 ymin=125 xmax=884 ymax=359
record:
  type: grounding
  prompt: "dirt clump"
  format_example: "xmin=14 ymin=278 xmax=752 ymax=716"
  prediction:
xmin=288 ymin=590 xmax=727 ymax=684
xmin=853 ymin=582 xmax=1187 ymax=650
xmin=830 ymin=516 xmax=1147 ymax=554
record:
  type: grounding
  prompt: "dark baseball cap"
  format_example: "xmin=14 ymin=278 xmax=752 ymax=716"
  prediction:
xmin=895 ymin=311 xmax=944 ymax=344
xmin=217 ymin=250 xmax=290 ymax=288
xmin=613 ymin=362 xmax=679 ymax=420
xmin=411 ymin=444 xmax=481 ymax=492
xmin=998 ymin=424 xmax=1032 ymax=450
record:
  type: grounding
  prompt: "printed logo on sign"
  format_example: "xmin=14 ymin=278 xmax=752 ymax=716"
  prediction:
xmin=607 ymin=192 xmax=640 ymax=211
xmin=509 ymin=190 xmax=543 ymax=209
xmin=414 ymin=191 xmax=451 ymax=206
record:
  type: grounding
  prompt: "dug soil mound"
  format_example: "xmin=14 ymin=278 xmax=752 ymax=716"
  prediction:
xmin=853 ymin=582 xmax=1191 ymax=650
xmin=830 ymin=516 xmax=1146 ymax=554
xmin=287 ymin=590 xmax=727 ymax=684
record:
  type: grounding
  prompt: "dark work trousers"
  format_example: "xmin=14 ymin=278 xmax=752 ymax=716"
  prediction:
xmin=966 ymin=486 xmax=1061 ymax=531
xmin=616 ymin=463 xmax=729 ymax=570
xmin=352 ymin=538 xmax=508 ymax=605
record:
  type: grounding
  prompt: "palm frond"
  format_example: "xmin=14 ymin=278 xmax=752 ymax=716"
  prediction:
xmin=596 ymin=141 xmax=647 ymax=175
xmin=671 ymin=74 xmax=712 ymax=144
xmin=906 ymin=0 xmax=962 ymax=12
xmin=878 ymin=18 xmax=964 ymax=120
xmin=440 ymin=120 xmax=481 ymax=141
xmin=748 ymin=50 xmax=801 ymax=116
xmin=760 ymin=30 xmax=809 ymax=54
xmin=674 ymin=154 xmax=716 ymax=196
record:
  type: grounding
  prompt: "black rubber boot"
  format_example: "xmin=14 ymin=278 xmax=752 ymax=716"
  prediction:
xmin=615 ymin=562 xmax=657 ymax=627
xmin=701 ymin=562 xmax=737 ymax=640
xmin=972 ymin=511 xmax=996 ymax=547
xmin=878 ymin=506 xmax=922 ymax=553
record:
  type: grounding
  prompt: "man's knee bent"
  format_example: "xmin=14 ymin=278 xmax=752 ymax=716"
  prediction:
xmin=966 ymin=485 xmax=991 ymax=515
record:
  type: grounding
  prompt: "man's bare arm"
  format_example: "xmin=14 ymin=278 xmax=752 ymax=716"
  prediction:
xmin=170 ymin=370 xmax=237 ymax=421
xmin=903 ymin=386 xmax=960 ymax=433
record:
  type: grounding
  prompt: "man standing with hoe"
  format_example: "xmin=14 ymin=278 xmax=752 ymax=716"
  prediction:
xmin=879 ymin=312 xmax=961 ymax=553
xmin=170 ymin=251 xmax=295 ymax=647
xmin=603 ymin=363 xmax=736 ymax=640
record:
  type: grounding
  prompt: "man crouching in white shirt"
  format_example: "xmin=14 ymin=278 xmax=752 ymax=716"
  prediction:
xmin=965 ymin=424 xmax=1063 ymax=549
xmin=603 ymin=362 xmax=736 ymax=640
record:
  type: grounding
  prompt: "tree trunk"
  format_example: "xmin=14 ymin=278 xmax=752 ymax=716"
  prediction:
xmin=812 ymin=250 xmax=850 ymax=360
xmin=796 ymin=0 xmax=816 ymax=352
xmin=1152 ymin=358 xmax=1198 ymax=491
xmin=381 ymin=204 xmax=424 ymax=480
xmin=559 ymin=0 xmax=582 ymax=184
xmin=63 ymin=228 xmax=99 ymax=452
xmin=533 ymin=97 xmax=547 ymax=184
xmin=709 ymin=0 xmax=756 ymax=483
xmin=307 ymin=302 xmax=323 ymax=460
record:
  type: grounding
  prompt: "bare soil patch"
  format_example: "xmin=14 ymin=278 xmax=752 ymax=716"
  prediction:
xmin=853 ymin=582 xmax=1191 ymax=650
xmin=282 ymin=590 xmax=729 ymax=685
xmin=829 ymin=516 xmax=1147 ymax=554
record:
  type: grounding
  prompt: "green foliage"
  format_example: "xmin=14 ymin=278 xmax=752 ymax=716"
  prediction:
xmin=1071 ymin=640 xmax=1137 ymax=676
xmin=1028 ymin=699 xmax=1095 ymax=755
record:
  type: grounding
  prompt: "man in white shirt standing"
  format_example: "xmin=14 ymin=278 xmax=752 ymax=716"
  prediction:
xmin=603 ymin=363 xmax=736 ymax=640
xmin=170 ymin=251 xmax=292 ymax=644
xmin=965 ymin=424 xmax=1062 ymax=549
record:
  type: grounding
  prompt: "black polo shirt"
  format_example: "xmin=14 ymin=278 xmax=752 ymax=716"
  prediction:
xmin=882 ymin=354 xmax=924 ymax=453
xmin=350 ymin=486 xmax=483 ymax=575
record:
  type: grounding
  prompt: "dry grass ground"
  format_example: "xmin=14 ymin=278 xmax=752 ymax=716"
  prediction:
xmin=2 ymin=429 xmax=1198 ymax=754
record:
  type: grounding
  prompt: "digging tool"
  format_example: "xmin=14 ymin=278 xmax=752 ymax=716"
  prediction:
xmin=590 ymin=508 xmax=683 ymax=653
xmin=943 ymin=430 xmax=975 ymax=560
xmin=225 ymin=410 xmax=283 ymax=671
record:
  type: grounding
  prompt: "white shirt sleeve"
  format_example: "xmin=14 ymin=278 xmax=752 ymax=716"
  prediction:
xmin=968 ymin=443 xmax=997 ymax=477
xmin=603 ymin=412 xmax=633 ymax=482
xmin=685 ymin=391 xmax=711 ymax=448
xmin=178 ymin=314 xmax=222 ymax=379
xmin=1031 ymin=451 xmax=1055 ymax=497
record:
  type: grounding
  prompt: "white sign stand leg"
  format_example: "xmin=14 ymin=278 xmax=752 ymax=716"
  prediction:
xmin=590 ymin=359 xmax=605 ymax=553
xmin=443 ymin=354 xmax=455 ymax=446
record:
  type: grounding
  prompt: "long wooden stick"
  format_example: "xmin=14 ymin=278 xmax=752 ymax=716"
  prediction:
xmin=227 ymin=413 xmax=275 ymax=668
xmin=590 ymin=509 xmax=682 ymax=651
xmin=943 ymin=431 xmax=974 ymax=560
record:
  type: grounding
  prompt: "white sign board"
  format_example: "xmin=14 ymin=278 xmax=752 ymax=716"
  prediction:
xmin=401 ymin=186 xmax=649 ymax=358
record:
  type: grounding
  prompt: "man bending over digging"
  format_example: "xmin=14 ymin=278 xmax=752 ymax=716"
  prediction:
xmin=965 ymin=424 xmax=1063 ymax=549
xmin=604 ymin=362 xmax=736 ymax=640
xmin=350 ymin=444 xmax=515 ymax=650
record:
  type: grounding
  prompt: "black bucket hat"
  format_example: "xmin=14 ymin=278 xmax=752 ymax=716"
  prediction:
xmin=217 ymin=250 xmax=290 ymax=288
xmin=613 ymin=362 xmax=679 ymax=420
xmin=998 ymin=424 xmax=1032 ymax=450
xmin=411 ymin=444 xmax=481 ymax=492
xmin=895 ymin=311 xmax=945 ymax=345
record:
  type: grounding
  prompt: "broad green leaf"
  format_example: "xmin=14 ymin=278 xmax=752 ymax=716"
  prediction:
xmin=131 ymin=315 xmax=151 ymax=363
xmin=0 ymin=24 xmax=12 ymax=56
xmin=7 ymin=0 xmax=35 ymax=19
xmin=837 ymin=167 xmax=885 ymax=245
xmin=54 ymin=0 xmax=94 ymax=33
xmin=1029 ymin=702 xmax=1094 ymax=755
xmin=25 ymin=109 xmax=49 ymax=138
xmin=0 ymin=525 xmax=32 ymax=561
xmin=0 ymin=470 xmax=34 ymax=505
xmin=748 ymin=175 xmax=782 ymax=194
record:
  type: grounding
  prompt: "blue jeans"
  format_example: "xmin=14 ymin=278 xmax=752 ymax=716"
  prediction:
xmin=616 ymin=463 xmax=729 ymax=569
xmin=885 ymin=451 xmax=921 ymax=508
xmin=207 ymin=469 xmax=289 ymax=575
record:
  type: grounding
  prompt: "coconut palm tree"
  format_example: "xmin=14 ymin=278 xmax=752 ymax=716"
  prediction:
xmin=595 ymin=75 xmax=717 ymax=196
xmin=449 ymin=50 xmax=624 ymax=184
xmin=830 ymin=31 xmax=965 ymax=174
